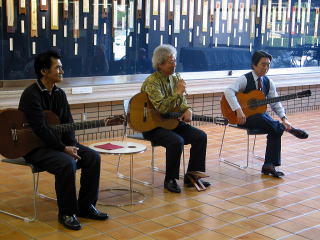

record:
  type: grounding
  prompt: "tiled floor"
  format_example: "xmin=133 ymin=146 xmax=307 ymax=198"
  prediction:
xmin=0 ymin=111 xmax=319 ymax=240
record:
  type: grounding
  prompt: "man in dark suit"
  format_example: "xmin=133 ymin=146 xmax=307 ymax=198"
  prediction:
xmin=19 ymin=50 xmax=108 ymax=230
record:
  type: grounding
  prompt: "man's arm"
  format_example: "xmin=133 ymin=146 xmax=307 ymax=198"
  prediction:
xmin=267 ymin=79 xmax=292 ymax=130
xmin=224 ymin=75 xmax=247 ymax=124
xmin=19 ymin=89 xmax=66 ymax=151
xmin=58 ymin=91 xmax=78 ymax=146
xmin=267 ymin=80 xmax=286 ymax=119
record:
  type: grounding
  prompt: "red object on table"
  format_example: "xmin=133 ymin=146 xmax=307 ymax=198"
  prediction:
xmin=94 ymin=143 xmax=124 ymax=150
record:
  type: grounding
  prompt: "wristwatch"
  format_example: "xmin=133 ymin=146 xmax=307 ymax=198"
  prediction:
xmin=281 ymin=116 xmax=288 ymax=121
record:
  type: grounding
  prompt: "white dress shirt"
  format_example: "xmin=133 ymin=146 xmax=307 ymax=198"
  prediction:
xmin=224 ymin=71 xmax=286 ymax=119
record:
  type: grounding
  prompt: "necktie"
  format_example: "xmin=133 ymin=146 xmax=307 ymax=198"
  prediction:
xmin=257 ymin=77 xmax=263 ymax=91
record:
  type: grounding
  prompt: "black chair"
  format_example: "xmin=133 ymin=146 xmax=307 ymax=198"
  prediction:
xmin=0 ymin=157 xmax=55 ymax=222
xmin=219 ymin=124 xmax=267 ymax=169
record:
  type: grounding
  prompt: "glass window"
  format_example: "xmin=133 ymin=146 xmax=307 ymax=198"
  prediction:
xmin=0 ymin=0 xmax=319 ymax=82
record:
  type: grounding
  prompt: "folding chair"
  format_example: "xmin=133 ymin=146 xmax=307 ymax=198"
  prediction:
xmin=0 ymin=157 xmax=55 ymax=222
xmin=117 ymin=100 xmax=186 ymax=186
xmin=219 ymin=124 xmax=267 ymax=169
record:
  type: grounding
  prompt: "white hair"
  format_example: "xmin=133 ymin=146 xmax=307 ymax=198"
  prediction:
xmin=152 ymin=44 xmax=177 ymax=70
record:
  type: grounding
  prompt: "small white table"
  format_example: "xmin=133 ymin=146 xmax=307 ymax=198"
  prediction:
xmin=89 ymin=141 xmax=147 ymax=206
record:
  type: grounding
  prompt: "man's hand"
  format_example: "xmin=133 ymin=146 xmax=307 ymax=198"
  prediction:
xmin=236 ymin=108 xmax=246 ymax=124
xmin=64 ymin=146 xmax=81 ymax=160
xmin=180 ymin=109 xmax=192 ymax=122
xmin=176 ymin=79 xmax=186 ymax=95
xmin=282 ymin=118 xmax=292 ymax=130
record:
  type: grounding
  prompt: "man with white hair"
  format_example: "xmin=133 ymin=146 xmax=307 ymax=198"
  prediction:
xmin=141 ymin=44 xmax=210 ymax=193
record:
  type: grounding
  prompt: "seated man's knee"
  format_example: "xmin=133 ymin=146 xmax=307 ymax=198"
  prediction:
xmin=170 ymin=136 xmax=184 ymax=149
xmin=195 ymin=129 xmax=207 ymax=142
xmin=79 ymin=150 xmax=101 ymax=169
xmin=58 ymin=157 xmax=77 ymax=175
xmin=91 ymin=151 xmax=101 ymax=167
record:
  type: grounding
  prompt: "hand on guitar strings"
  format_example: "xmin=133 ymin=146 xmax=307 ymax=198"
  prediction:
xmin=64 ymin=146 xmax=81 ymax=161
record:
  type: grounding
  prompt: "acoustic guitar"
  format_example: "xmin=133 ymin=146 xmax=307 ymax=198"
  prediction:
xmin=127 ymin=92 xmax=228 ymax=132
xmin=220 ymin=89 xmax=311 ymax=124
xmin=0 ymin=109 xmax=125 ymax=159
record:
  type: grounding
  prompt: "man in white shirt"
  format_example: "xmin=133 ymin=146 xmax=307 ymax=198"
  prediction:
xmin=224 ymin=50 xmax=308 ymax=177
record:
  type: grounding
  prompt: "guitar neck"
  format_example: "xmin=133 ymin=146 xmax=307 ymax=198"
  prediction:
xmin=52 ymin=119 xmax=106 ymax=134
xmin=192 ymin=114 xmax=214 ymax=122
xmin=255 ymin=93 xmax=303 ymax=107
xmin=162 ymin=112 xmax=222 ymax=124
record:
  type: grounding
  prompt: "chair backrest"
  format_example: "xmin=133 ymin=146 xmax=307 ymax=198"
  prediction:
xmin=122 ymin=99 xmax=130 ymax=141
xmin=123 ymin=99 xmax=130 ymax=115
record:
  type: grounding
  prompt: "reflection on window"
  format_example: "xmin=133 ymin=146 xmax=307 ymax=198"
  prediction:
xmin=0 ymin=0 xmax=319 ymax=81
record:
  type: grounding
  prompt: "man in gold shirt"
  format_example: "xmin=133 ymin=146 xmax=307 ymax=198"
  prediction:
xmin=141 ymin=44 xmax=210 ymax=193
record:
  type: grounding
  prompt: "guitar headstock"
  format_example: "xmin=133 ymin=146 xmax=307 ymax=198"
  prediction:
xmin=105 ymin=115 xmax=126 ymax=126
xmin=297 ymin=90 xmax=311 ymax=98
xmin=214 ymin=117 xmax=229 ymax=126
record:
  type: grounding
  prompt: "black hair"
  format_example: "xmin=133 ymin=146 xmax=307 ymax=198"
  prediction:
xmin=252 ymin=50 xmax=272 ymax=67
xmin=34 ymin=50 xmax=61 ymax=80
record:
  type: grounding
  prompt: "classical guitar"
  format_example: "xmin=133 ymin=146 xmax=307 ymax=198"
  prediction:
xmin=220 ymin=89 xmax=311 ymax=124
xmin=127 ymin=92 xmax=228 ymax=132
xmin=0 ymin=109 xmax=125 ymax=159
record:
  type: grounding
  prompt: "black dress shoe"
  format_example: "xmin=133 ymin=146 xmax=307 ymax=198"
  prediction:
xmin=58 ymin=214 xmax=81 ymax=230
xmin=78 ymin=205 xmax=109 ymax=220
xmin=287 ymin=128 xmax=308 ymax=139
xmin=261 ymin=165 xmax=285 ymax=178
xmin=184 ymin=177 xmax=211 ymax=188
xmin=164 ymin=178 xmax=181 ymax=193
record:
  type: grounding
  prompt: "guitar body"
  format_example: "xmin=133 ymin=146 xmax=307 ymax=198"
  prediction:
xmin=0 ymin=109 xmax=124 ymax=159
xmin=221 ymin=90 xmax=267 ymax=124
xmin=0 ymin=109 xmax=60 ymax=159
xmin=128 ymin=92 xmax=179 ymax=132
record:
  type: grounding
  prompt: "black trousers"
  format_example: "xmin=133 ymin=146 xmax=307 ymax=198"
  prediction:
xmin=25 ymin=143 xmax=101 ymax=215
xmin=240 ymin=113 xmax=285 ymax=167
xmin=142 ymin=122 xmax=207 ymax=179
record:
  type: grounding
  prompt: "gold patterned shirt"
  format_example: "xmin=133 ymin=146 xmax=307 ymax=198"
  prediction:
xmin=141 ymin=71 xmax=190 ymax=114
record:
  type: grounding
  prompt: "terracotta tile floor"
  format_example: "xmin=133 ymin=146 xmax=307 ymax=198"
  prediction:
xmin=0 ymin=111 xmax=319 ymax=240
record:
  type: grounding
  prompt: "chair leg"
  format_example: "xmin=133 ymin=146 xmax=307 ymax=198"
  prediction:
xmin=0 ymin=171 xmax=39 ymax=222
xmin=31 ymin=172 xmax=40 ymax=222
xmin=252 ymin=135 xmax=264 ymax=161
xmin=218 ymin=125 xmax=227 ymax=161
xmin=219 ymin=125 xmax=249 ymax=169
xmin=182 ymin=148 xmax=186 ymax=176
xmin=152 ymin=146 xmax=155 ymax=185
xmin=244 ymin=133 xmax=250 ymax=169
